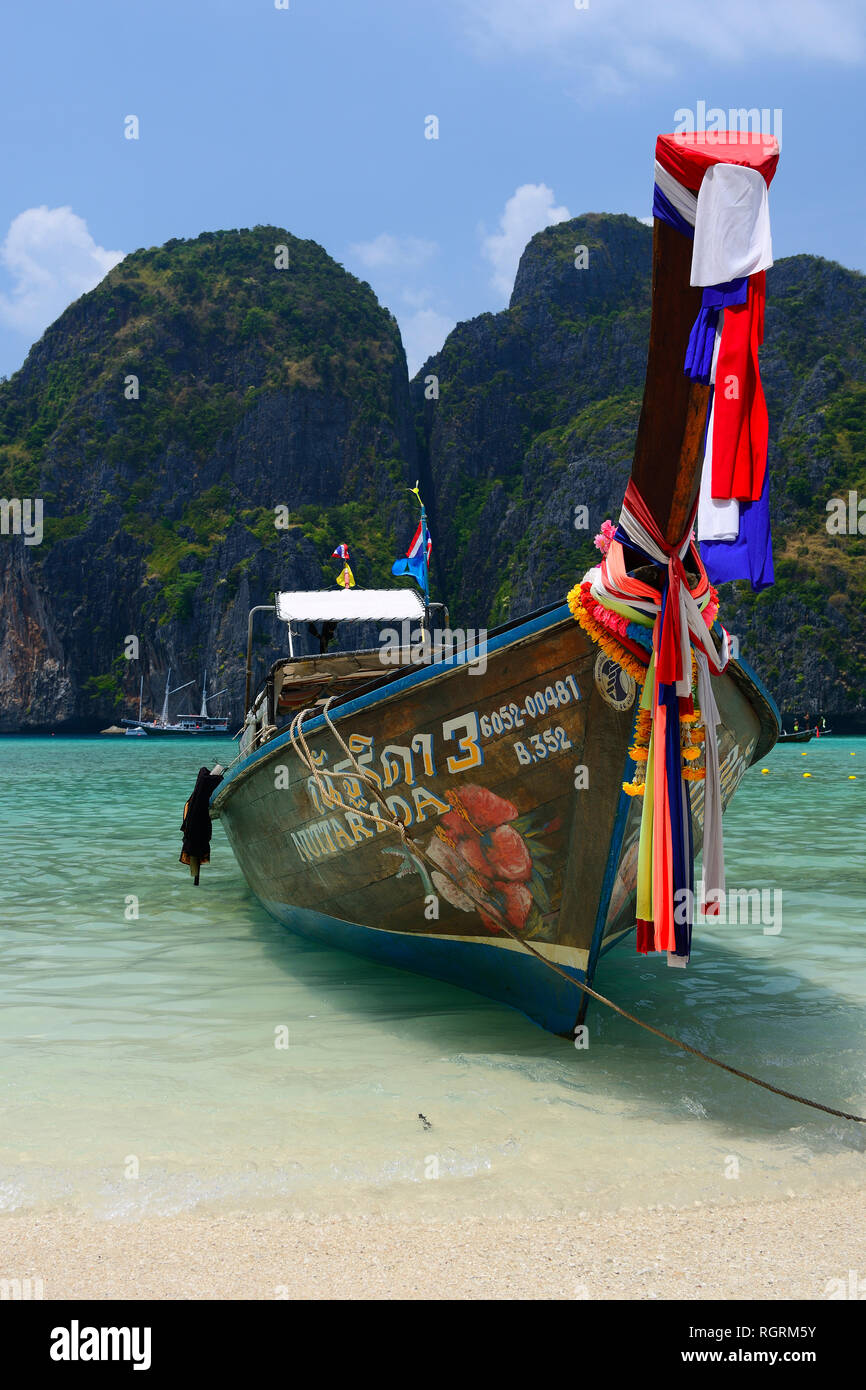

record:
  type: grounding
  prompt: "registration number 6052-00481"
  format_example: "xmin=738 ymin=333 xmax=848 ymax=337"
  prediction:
xmin=513 ymin=726 xmax=573 ymax=765
xmin=479 ymin=676 xmax=580 ymax=739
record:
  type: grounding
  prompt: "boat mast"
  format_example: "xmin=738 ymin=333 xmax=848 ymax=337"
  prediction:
xmin=629 ymin=219 xmax=710 ymax=544
xmin=138 ymin=674 xmax=143 ymax=725
xmin=160 ymin=668 xmax=195 ymax=725
xmin=200 ymin=672 xmax=208 ymax=718
xmin=203 ymin=685 xmax=228 ymax=717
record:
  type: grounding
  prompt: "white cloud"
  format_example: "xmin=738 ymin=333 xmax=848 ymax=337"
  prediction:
xmin=344 ymin=236 xmax=452 ymax=376
xmin=348 ymin=233 xmax=438 ymax=272
xmin=481 ymin=184 xmax=571 ymax=301
xmin=401 ymin=286 xmax=436 ymax=311
xmin=637 ymin=215 xmax=654 ymax=227
xmin=0 ymin=206 xmax=124 ymax=337
xmin=400 ymin=306 xmax=455 ymax=378
xmin=458 ymin=0 xmax=865 ymax=72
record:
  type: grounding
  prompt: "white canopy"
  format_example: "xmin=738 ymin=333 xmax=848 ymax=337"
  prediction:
xmin=275 ymin=589 xmax=426 ymax=623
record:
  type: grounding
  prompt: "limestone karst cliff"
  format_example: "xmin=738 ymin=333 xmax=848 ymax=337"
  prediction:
xmin=1 ymin=216 xmax=864 ymax=731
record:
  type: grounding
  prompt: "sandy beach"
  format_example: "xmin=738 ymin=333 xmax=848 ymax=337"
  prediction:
xmin=3 ymin=1187 xmax=864 ymax=1300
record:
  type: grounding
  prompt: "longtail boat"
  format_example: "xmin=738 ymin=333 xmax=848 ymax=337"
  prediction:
xmin=193 ymin=131 xmax=781 ymax=1037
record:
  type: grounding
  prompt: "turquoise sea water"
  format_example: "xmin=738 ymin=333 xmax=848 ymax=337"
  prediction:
xmin=0 ymin=734 xmax=864 ymax=1219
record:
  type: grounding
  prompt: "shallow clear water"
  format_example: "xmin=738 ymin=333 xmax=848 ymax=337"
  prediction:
xmin=0 ymin=734 xmax=864 ymax=1219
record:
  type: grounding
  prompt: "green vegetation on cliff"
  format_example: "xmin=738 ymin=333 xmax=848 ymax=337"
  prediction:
xmin=0 ymin=228 xmax=419 ymax=728
xmin=0 ymin=216 xmax=864 ymax=729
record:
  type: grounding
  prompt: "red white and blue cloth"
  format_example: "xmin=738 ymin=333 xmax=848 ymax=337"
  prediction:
xmin=654 ymin=132 xmax=779 ymax=591
xmin=406 ymin=519 xmax=432 ymax=567
xmin=391 ymin=516 xmax=432 ymax=593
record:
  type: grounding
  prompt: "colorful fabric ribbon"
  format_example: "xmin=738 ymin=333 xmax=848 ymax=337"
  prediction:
xmin=652 ymin=132 xmax=778 ymax=594
xmin=709 ymin=270 xmax=768 ymax=503
xmin=569 ymin=481 xmax=730 ymax=965
xmin=684 ymin=278 xmax=747 ymax=384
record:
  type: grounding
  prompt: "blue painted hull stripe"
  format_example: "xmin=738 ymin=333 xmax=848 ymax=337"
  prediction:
xmin=584 ymin=782 xmax=632 ymax=995
xmin=261 ymin=898 xmax=586 ymax=1036
xmin=732 ymin=653 xmax=781 ymax=725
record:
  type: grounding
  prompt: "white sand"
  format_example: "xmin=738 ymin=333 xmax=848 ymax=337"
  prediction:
xmin=2 ymin=1188 xmax=864 ymax=1300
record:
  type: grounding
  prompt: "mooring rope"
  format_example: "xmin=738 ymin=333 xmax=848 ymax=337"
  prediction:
xmin=286 ymin=700 xmax=866 ymax=1124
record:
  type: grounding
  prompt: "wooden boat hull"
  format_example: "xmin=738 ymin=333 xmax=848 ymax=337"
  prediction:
xmin=211 ymin=604 xmax=778 ymax=1035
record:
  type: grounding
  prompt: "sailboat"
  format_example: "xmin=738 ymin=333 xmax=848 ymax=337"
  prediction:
xmin=192 ymin=130 xmax=782 ymax=1036
xmin=123 ymin=669 xmax=232 ymax=737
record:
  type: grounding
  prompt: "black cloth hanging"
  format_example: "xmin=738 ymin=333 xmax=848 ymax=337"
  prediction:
xmin=180 ymin=767 xmax=224 ymax=884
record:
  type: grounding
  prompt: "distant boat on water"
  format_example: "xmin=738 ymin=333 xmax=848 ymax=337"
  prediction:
xmin=121 ymin=669 xmax=232 ymax=737
xmin=778 ymin=718 xmax=830 ymax=743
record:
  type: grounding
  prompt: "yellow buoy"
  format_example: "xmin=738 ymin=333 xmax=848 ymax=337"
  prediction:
xmin=852 ymin=751 xmax=856 ymax=756
xmin=850 ymin=775 xmax=857 ymax=780
xmin=761 ymin=768 xmax=769 ymax=774
xmin=803 ymin=772 xmax=811 ymax=778
xmin=801 ymin=751 xmax=808 ymax=756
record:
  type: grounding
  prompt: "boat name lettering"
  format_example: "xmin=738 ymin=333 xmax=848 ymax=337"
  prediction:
xmin=291 ymin=784 xmax=450 ymax=864
xmin=301 ymin=731 xmax=439 ymax=813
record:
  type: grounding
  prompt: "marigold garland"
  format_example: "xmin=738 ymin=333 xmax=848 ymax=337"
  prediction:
xmin=680 ymin=702 xmax=707 ymax=780
xmin=622 ymin=781 xmax=646 ymax=796
xmin=569 ymin=577 xmax=718 ymax=795
xmin=567 ymin=581 xmax=650 ymax=686
xmin=623 ymin=704 xmax=652 ymax=796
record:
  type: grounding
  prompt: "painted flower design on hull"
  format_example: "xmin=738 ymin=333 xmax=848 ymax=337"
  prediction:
xmin=424 ymin=784 xmax=559 ymax=934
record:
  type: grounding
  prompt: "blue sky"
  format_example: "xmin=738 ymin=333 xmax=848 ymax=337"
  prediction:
xmin=1 ymin=0 xmax=864 ymax=379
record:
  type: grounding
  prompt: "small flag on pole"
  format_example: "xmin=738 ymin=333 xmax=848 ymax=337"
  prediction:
xmin=330 ymin=542 xmax=355 ymax=588
xmin=392 ymin=484 xmax=432 ymax=598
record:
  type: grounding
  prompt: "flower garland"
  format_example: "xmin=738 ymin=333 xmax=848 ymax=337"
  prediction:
xmin=566 ymin=579 xmax=652 ymax=686
xmin=568 ymin=574 xmax=719 ymax=800
xmin=623 ymin=706 xmax=652 ymax=796
xmin=680 ymin=711 xmax=706 ymax=782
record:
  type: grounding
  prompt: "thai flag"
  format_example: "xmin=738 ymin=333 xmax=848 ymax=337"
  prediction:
xmin=331 ymin=543 xmax=350 ymax=561
xmin=406 ymin=521 xmax=432 ymax=567
xmin=392 ymin=516 xmax=432 ymax=593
